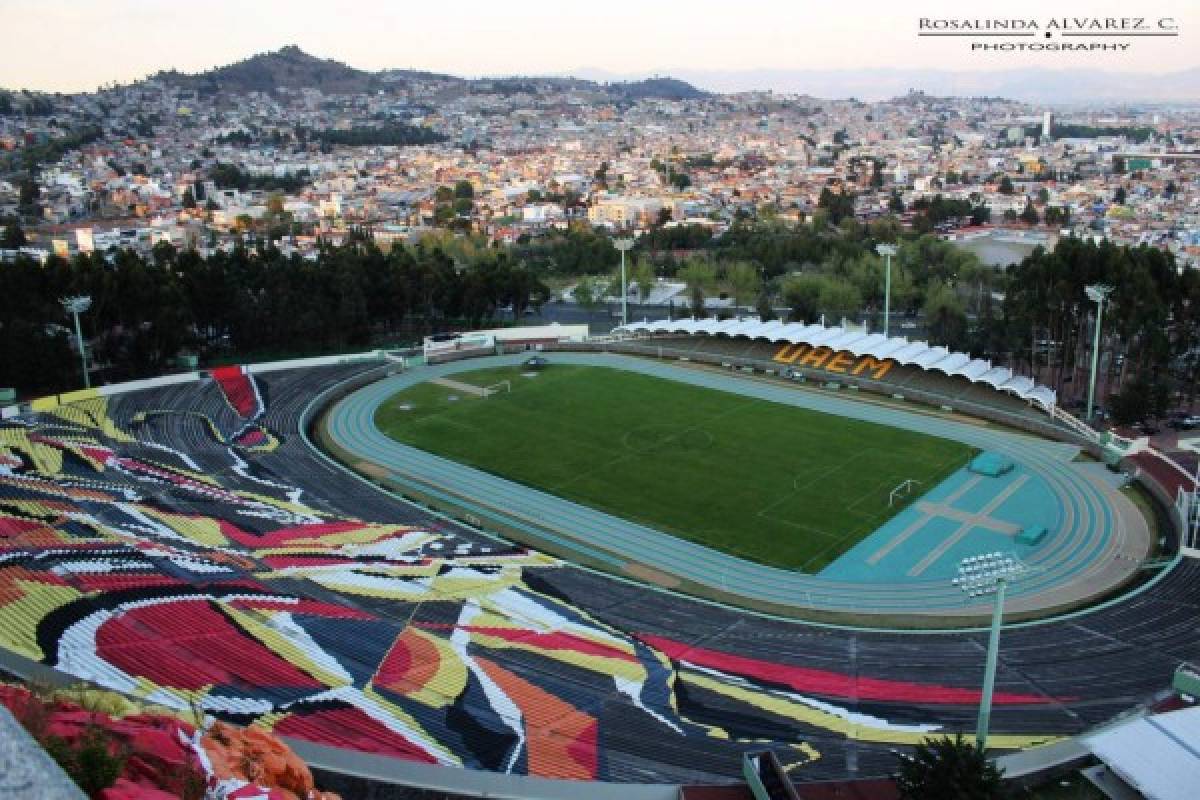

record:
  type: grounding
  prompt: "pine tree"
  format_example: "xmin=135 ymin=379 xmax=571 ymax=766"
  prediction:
xmin=896 ymin=734 xmax=1005 ymax=800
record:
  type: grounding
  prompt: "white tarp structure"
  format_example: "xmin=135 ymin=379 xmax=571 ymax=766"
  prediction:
xmin=1084 ymin=707 xmax=1200 ymax=800
xmin=615 ymin=317 xmax=1057 ymax=411
xmin=425 ymin=323 xmax=590 ymax=360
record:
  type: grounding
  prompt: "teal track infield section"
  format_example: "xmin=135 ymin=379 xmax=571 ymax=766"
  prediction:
xmin=324 ymin=352 xmax=1152 ymax=620
xmin=821 ymin=463 xmax=1058 ymax=582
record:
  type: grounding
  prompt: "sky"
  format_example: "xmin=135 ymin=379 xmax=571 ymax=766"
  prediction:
xmin=0 ymin=0 xmax=1196 ymax=92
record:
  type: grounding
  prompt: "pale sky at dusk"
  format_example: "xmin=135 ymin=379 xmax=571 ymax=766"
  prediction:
xmin=0 ymin=0 xmax=1196 ymax=92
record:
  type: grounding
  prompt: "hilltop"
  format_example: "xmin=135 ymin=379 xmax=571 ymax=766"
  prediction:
xmin=154 ymin=45 xmax=382 ymax=94
xmin=611 ymin=77 xmax=710 ymax=100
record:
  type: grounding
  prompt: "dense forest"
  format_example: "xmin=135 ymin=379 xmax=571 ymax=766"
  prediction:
xmin=1003 ymin=237 xmax=1200 ymax=421
xmin=310 ymin=124 xmax=448 ymax=148
xmin=208 ymin=163 xmax=312 ymax=193
xmin=0 ymin=232 xmax=549 ymax=396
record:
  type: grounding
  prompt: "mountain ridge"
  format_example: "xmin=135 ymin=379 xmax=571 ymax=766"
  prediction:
xmin=149 ymin=46 xmax=709 ymax=100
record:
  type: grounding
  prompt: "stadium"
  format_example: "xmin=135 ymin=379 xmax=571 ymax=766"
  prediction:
xmin=2 ymin=318 xmax=1198 ymax=794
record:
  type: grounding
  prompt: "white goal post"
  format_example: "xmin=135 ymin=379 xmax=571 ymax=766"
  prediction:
xmin=484 ymin=380 xmax=511 ymax=398
xmin=888 ymin=479 xmax=921 ymax=507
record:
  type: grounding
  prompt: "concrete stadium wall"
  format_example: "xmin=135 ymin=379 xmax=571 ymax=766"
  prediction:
xmin=0 ymin=706 xmax=85 ymax=799
xmin=426 ymin=347 xmax=496 ymax=365
xmin=17 ymin=375 xmax=204 ymax=414
xmin=245 ymin=351 xmax=386 ymax=374
xmin=7 ymin=352 xmax=389 ymax=416
xmin=1126 ymin=462 xmax=1184 ymax=553
xmin=292 ymin=740 xmax=677 ymax=800
xmin=96 ymin=373 xmax=201 ymax=397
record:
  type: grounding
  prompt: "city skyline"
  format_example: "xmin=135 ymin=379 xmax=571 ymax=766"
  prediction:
xmin=1 ymin=0 xmax=1197 ymax=95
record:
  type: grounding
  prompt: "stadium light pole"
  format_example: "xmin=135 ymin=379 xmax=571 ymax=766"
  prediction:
xmin=614 ymin=238 xmax=635 ymax=328
xmin=954 ymin=552 xmax=1027 ymax=752
xmin=875 ymin=244 xmax=897 ymax=337
xmin=61 ymin=295 xmax=92 ymax=389
xmin=1085 ymin=285 xmax=1113 ymax=425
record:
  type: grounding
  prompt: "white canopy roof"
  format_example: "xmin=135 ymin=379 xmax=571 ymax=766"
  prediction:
xmin=1085 ymin=707 xmax=1200 ymax=800
xmin=616 ymin=317 xmax=1056 ymax=411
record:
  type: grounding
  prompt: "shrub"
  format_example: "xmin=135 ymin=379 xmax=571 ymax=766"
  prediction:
xmin=43 ymin=725 xmax=127 ymax=799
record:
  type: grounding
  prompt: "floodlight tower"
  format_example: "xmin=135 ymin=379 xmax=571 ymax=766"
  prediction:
xmin=1085 ymin=284 xmax=1113 ymax=425
xmin=954 ymin=553 xmax=1028 ymax=751
xmin=875 ymin=244 xmax=898 ymax=337
xmin=61 ymin=295 xmax=92 ymax=389
xmin=614 ymin=238 xmax=635 ymax=328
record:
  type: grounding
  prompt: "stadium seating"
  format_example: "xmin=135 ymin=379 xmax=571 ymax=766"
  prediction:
xmin=607 ymin=334 xmax=1051 ymax=426
xmin=617 ymin=319 xmax=1057 ymax=413
xmin=0 ymin=357 xmax=1195 ymax=786
xmin=210 ymin=366 xmax=261 ymax=418
xmin=1129 ymin=452 xmax=1197 ymax=499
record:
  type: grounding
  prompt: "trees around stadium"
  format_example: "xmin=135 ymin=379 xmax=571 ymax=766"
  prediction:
xmin=628 ymin=216 xmax=1192 ymax=412
xmin=817 ymin=187 xmax=856 ymax=224
xmin=1108 ymin=377 xmax=1172 ymax=426
xmin=512 ymin=226 xmax=619 ymax=276
xmin=924 ymin=283 xmax=969 ymax=351
xmin=636 ymin=224 xmax=714 ymax=253
xmin=6 ymin=210 xmax=1192 ymax=416
xmin=571 ymin=277 xmax=601 ymax=319
xmin=677 ymin=259 xmax=716 ymax=317
xmin=781 ymin=274 xmax=823 ymax=323
xmin=633 ymin=260 xmax=656 ymax=305
xmin=0 ymin=238 xmax=550 ymax=396
xmin=632 ymin=216 xmax=995 ymax=349
xmin=1003 ymin=237 xmax=1199 ymax=412
xmin=782 ymin=274 xmax=863 ymax=325
xmin=908 ymin=194 xmax=990 ymax=232
xmin=724 ymin=262 xmax=760 ymax=313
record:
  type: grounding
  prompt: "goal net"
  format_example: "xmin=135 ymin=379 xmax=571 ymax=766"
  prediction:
xmin=888 ymin=478 xmax=921 ymax=507
xmin=483 ymin=380 xmax=511 ymax=398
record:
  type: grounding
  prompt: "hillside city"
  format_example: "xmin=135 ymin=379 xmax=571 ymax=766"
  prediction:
xmin=2 ymin=47 xmax=1197 ymax=267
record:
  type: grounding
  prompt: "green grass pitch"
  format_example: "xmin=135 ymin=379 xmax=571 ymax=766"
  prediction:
xmin=375 ymin=365 xmax=973 ymax=572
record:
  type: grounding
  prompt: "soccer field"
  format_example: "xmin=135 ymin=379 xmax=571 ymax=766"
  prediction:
xmin=375 ymin=365 xmax=973 ymax=572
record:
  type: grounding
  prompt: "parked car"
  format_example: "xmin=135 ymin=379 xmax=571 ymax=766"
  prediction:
xmin=1167 ymin=414 xmax=1200 ymax=430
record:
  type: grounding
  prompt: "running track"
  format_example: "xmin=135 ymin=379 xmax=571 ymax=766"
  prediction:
xmin=326 ymin=353 xmax=1149 ymax=619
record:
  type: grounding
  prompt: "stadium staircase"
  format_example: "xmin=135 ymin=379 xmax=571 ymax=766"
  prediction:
xmin=743 ymin=752 xmax=801 ymax=800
